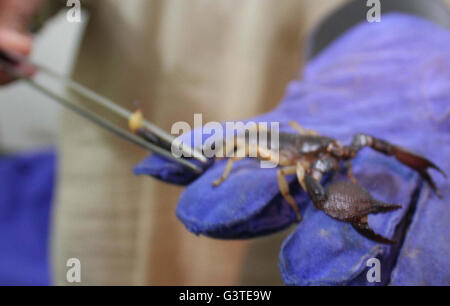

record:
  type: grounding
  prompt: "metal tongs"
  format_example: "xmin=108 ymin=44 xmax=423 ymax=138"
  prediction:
xmin=0 ymin=50 xmax=207 ymax=173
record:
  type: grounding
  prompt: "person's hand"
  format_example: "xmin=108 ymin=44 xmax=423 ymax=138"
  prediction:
xmin=134 ymin=14 xmax=449 ymax=285
xmin=0 ymin=0 xmax=43 ymax=84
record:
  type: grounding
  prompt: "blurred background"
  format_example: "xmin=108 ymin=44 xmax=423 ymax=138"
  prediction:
xmin=0 ymin=0 xmax=448 ymax=285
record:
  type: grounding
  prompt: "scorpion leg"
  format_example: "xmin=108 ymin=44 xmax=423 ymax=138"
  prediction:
xmin=213 ymin=143 xmax=282 ymax=186
xmin=215 ymin=123 xmax=269 ymax=159
xmin=257 ymin=147 xmax=304 ymax=219
xmin=350 ymin=134 xmax=447 ymax=198
xmin=256 ymin=147 xmax=283 ymax=165
xmin=296 ymin=161 xmax=307 ymax=191
xmin=277 ymin=166 xmax=302 ymax=221
xmin=213 ymin=157 xmax=244 ymax=187
xmin=289 ymin=121 xmax=320 ymax=136
xmin=213 ymin=143 xmax=250 ymax=186
xmin=346 ymin=161 xmax=358 ymax=184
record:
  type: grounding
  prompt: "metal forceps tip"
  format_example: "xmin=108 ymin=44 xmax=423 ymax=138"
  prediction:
xmin=0 ymin=50 xmax=207 ymax=174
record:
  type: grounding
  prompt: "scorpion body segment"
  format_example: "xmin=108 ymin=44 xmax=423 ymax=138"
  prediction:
xmin=278 ymin=133 xmax=335 ymax=156
xmin=213 ymin=121 xmax=446 ymax=244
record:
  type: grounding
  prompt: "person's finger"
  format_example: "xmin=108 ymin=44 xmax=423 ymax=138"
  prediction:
xmin=0 ymin=28 xmax=32 ymax=55
xmin=0 ymin=28 xmax=33 ymax=84
xmin=0 ymin=73 xmax=13 ymax=84
xmin=0 ymin=0 xmax=44 ymax=32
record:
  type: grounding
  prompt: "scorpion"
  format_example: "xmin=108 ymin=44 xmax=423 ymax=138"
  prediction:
xmin=129 ymin=110 xmax=446 ymax=244
xmin=211 ymin=121 xmax=446 ymax=244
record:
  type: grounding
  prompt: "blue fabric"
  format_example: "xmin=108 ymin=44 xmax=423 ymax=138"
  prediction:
xmin=0 ymin=149 xmax=55 ymax=286
xmin=135 ymin=14 xmax=450 ymax=285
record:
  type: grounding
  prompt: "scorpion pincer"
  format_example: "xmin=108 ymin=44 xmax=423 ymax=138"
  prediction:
xmin=212 ymin=121 xmax=446 ymax=244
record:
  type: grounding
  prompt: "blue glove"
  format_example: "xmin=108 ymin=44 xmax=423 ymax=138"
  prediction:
xmin=135 ymin=13 xmax=450 ymax=285
xmin=0 ymin=150 xmax=55 ymax=285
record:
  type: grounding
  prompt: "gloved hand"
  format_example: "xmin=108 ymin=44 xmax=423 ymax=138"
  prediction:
xmin=134 ymin=13 xmax=450 ymax=285
xmin=0 ymin=0 xmax=43 ymax=84
xmin=0 ymin=150 xmax=55 ymax=285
